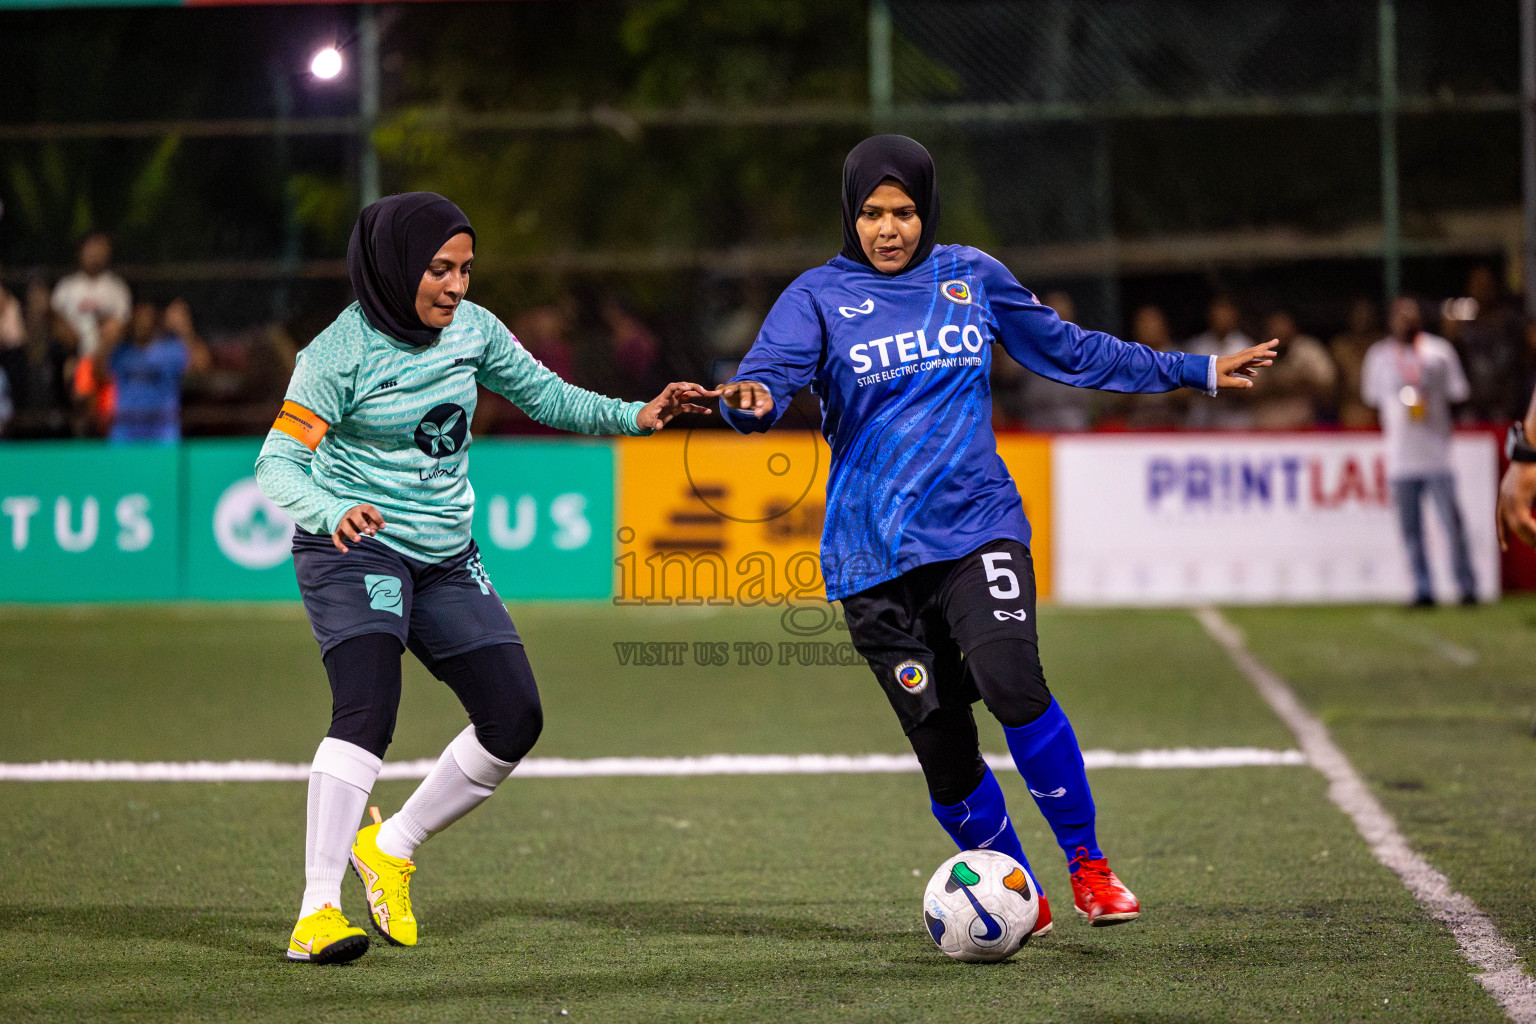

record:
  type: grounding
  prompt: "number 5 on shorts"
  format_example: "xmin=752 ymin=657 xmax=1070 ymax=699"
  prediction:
xmin=981 ymin=552 xmax=1020 ymax=600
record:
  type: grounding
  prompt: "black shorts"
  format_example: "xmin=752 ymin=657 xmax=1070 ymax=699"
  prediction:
xmin=840 ymin=538 xmax=1039 ymax=733
xmin=292 ymin=530 xmax=521 ymax=660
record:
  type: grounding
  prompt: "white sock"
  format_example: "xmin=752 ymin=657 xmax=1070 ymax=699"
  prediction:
xmin=375 ymin=725 xmax=518 ymax=861
xmin=299 ymin=738 xmax=382 ymax=918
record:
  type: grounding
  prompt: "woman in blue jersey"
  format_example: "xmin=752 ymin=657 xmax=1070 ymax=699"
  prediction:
xmin=719 ymin=136 xmax=1275 ymax=938
xmin=257 ymin=192 xmax=715 ymax=964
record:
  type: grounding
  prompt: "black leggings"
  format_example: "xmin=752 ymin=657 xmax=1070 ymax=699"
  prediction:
xmin=910 ymin=638 xmax=1052 ymax=805
xmin=322 ymin=634 xmax=543 ymax=763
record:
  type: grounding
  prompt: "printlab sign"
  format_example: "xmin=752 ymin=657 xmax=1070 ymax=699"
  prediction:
xmin=1052 ymin=434 xmax=1501 ymax=606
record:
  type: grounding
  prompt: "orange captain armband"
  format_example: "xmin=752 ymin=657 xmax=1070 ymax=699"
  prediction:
xmin=272 ymin=400 xmax=329 ymax=450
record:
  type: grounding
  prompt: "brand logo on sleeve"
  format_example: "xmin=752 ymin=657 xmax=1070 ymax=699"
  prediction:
xmin=414 ymin=403 xmax=468 ymax=458
xmin=940 ymin=280 xmax=973 ymax=305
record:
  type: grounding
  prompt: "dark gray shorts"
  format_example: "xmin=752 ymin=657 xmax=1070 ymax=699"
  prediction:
xmin=292 ymin=531 xmax=521 ymax=659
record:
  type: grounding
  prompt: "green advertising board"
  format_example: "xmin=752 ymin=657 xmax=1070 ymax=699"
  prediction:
xmin=184 ymin=439 xmax=301 ymax=600
xmin=0 ymin=438 xmax=615 ymax=603
xmin=0 ymin=442 xmax=180 ymax=601
xmin=470 ymin=440 xmax=614 ymax=601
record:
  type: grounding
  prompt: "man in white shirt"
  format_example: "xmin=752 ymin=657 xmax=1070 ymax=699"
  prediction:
xmin=1185 ymin=295 xmax=1257 ymax=429
xmin=51 ymin=232 xmax=131 ymax=432
xmin=51 ymin=232 xmax=131 ymax=360
xmin=1362 ymin=297 xmax=1477 ymax=605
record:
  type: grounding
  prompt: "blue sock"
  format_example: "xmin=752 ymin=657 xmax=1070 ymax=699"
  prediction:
xmin=1002 ymin=699 xmax=1102 ymax=867
xmin=929 ymin=766 xmax=1040 ymax=892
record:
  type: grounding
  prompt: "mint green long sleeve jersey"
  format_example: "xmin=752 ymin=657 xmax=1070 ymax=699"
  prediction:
xmin=255 ymin=300 xmax=650 ymax=564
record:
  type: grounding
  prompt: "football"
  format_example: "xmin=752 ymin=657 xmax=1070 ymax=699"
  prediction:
xmin=921 ymin=850 xmax=1040 ymax=963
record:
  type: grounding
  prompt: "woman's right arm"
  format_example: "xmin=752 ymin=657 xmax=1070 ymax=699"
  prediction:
xmin=719 ymin=283 xmax=825 ymax=433
xmin=255 ymin=432 xmax=357 ymax=538
xmin=254 ymin=341 xmax=360 ymax=539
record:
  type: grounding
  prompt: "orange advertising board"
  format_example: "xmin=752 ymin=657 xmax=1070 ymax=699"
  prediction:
xmin=615 ymin=430 xmax=1054 ymax=604
xmin=615 ymin=430 xmax=830 ymax=609
xmin=994 ymin=434 xmax=1053 ymax=597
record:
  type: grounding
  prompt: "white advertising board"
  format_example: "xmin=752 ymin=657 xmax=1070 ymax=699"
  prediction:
xmin=1052 ymin=433 xmax=1500 ymax=606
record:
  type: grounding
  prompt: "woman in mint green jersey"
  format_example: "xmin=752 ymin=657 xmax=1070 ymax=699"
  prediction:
xmin=257 ymin=192 xmax=715 ymax=965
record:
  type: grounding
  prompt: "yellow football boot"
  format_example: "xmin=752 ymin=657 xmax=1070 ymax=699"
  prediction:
xmin=350 ymin=807 xmax=418 ymax=947
xmin=286 ymin=904 xmax=369 ymax=964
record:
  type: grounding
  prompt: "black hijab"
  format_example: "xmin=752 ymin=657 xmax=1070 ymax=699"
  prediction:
xmin=839 ymin=134 xmax=941 ymax=275
xmin=347 ymin=191 xmax=475 ymax=347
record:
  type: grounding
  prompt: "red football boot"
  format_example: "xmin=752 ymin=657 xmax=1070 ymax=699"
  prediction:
xmin=1032 ymin=887 xmax=1053 ymax=937
xmin=1068 ymin=847 xmax=1141 ymax=926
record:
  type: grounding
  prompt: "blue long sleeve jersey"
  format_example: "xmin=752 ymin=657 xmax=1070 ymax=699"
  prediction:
xmin=721 ymin=246 xmax=1216 ymax=600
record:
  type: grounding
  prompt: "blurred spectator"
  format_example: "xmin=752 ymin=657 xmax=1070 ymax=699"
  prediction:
xmin=1121 ymin=304 xmax=1189 ymax=429
xmin=474 ymin=301 xmax=579 ymax=436
xmin=1330 ymin=297 xmax=1381 ymax=428
xmin=52 ymin=232 xmax=131 ymax=434
xmin=1011 ymin=290 xmax=1094 ymax=431
xmin=11 ymin=276 xmax=69 ymax=435
xmin=1448 ymin=264 xmax=1527 ymax=422
xmin=705 ymin=276 xmax=768 ymax=359
xmin=1185 ymin=296 xmax=1255 ymax=429
xmin=106 ymin=299 xmax=202 ymax=444
xmin=515 ymin=302 xmax=577 ymax=380
xmin=601 ymin=296 xmax=661 ymax=395
xmin=1362 ymin=297 xmax=1476 ymax=606
xmin=0 ymin=269 xmax=24 ymax=424
xmin=0 ymin=360 xmax=11 ymax=437
xmin=1251 ymin=311 xmax=1337 ymax=429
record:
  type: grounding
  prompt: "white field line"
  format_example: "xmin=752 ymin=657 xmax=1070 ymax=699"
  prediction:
xmin=1370 ymin=611 xmax=1479 ymax=667
xmin=0 ymin=747 xmax=1305 ymax=783
xmin=1195 ymin=606 xmax=1536 ymax=1022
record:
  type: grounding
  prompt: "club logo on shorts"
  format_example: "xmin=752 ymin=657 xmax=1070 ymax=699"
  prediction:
xmin=414 ymin=403 xmax=468 ymax=459
xmin=940 ymin=280 xmax=973 ymax=305
xmin=364 ymin=574 xmax=404 ymax=616
xmin=894 ymin=659 xmax=930 ymax=695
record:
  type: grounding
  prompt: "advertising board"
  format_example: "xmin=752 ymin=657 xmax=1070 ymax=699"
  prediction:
xmin=1052 ymin=433 xmax=1501 ymax=606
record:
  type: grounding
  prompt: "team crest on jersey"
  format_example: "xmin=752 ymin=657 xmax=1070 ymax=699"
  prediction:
xmin=894 ymin=659 xmax=930 ymax=695
xmin=940 ymin=280 xmax=973 ymax=305
xmin=414 ymin=403 xmax=468 ymax=459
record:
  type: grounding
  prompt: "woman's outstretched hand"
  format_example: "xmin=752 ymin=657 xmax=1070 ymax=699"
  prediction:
xmin=638 ymin=382 xmax=720 ymax=431
xmin=1215 ymin=339 xmax=1279 ymax=389
xmin=333 ymin=504 xmax=386 ymax=553
xmin=719 ymin=380 xmax=775 ymax=419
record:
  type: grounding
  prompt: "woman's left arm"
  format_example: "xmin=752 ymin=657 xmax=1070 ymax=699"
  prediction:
xmin=475 ymin=309 xmax=713 ymax=434
xmin=973 ymin=250 xmax=1272 ymax=394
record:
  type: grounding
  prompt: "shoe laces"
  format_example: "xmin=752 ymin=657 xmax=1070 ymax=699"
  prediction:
xmin=1069 ymin=849 xmax=1117 ymax=896
xmin=396 ymin=862 xmax=415 ymax=917
xmin=314 ymin=904 xmax=347 ymax=928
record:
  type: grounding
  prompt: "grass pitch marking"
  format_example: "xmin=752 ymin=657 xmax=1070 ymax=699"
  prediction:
xmin=1196 ymin=606 xmax=1536 ymax=1022
xmin=1369 ymin=610 xmax=1479 ymax=666
xmin=0 ymin=748 xmax=1305 ymax=783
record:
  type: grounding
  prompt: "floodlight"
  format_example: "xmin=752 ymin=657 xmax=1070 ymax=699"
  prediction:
xmin=310 ymin=47 xmax=343 ymax=80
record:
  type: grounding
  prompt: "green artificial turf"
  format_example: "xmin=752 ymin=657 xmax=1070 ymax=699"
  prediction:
xmin=0 ymin=604 xmax=1289 ymax=763
xmin=1227 ymin=599 xmax=1536 ymax=978
xmin=0 ymin=602 xmax=1518 ymax=1021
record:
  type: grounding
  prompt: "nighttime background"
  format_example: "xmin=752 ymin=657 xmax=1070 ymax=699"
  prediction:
xmin=0 ymin=0 xmax=1526 ymax=434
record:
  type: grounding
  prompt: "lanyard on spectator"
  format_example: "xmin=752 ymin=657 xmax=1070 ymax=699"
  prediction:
xmin=1395 ymin=333 xmax=1426 ymax=417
